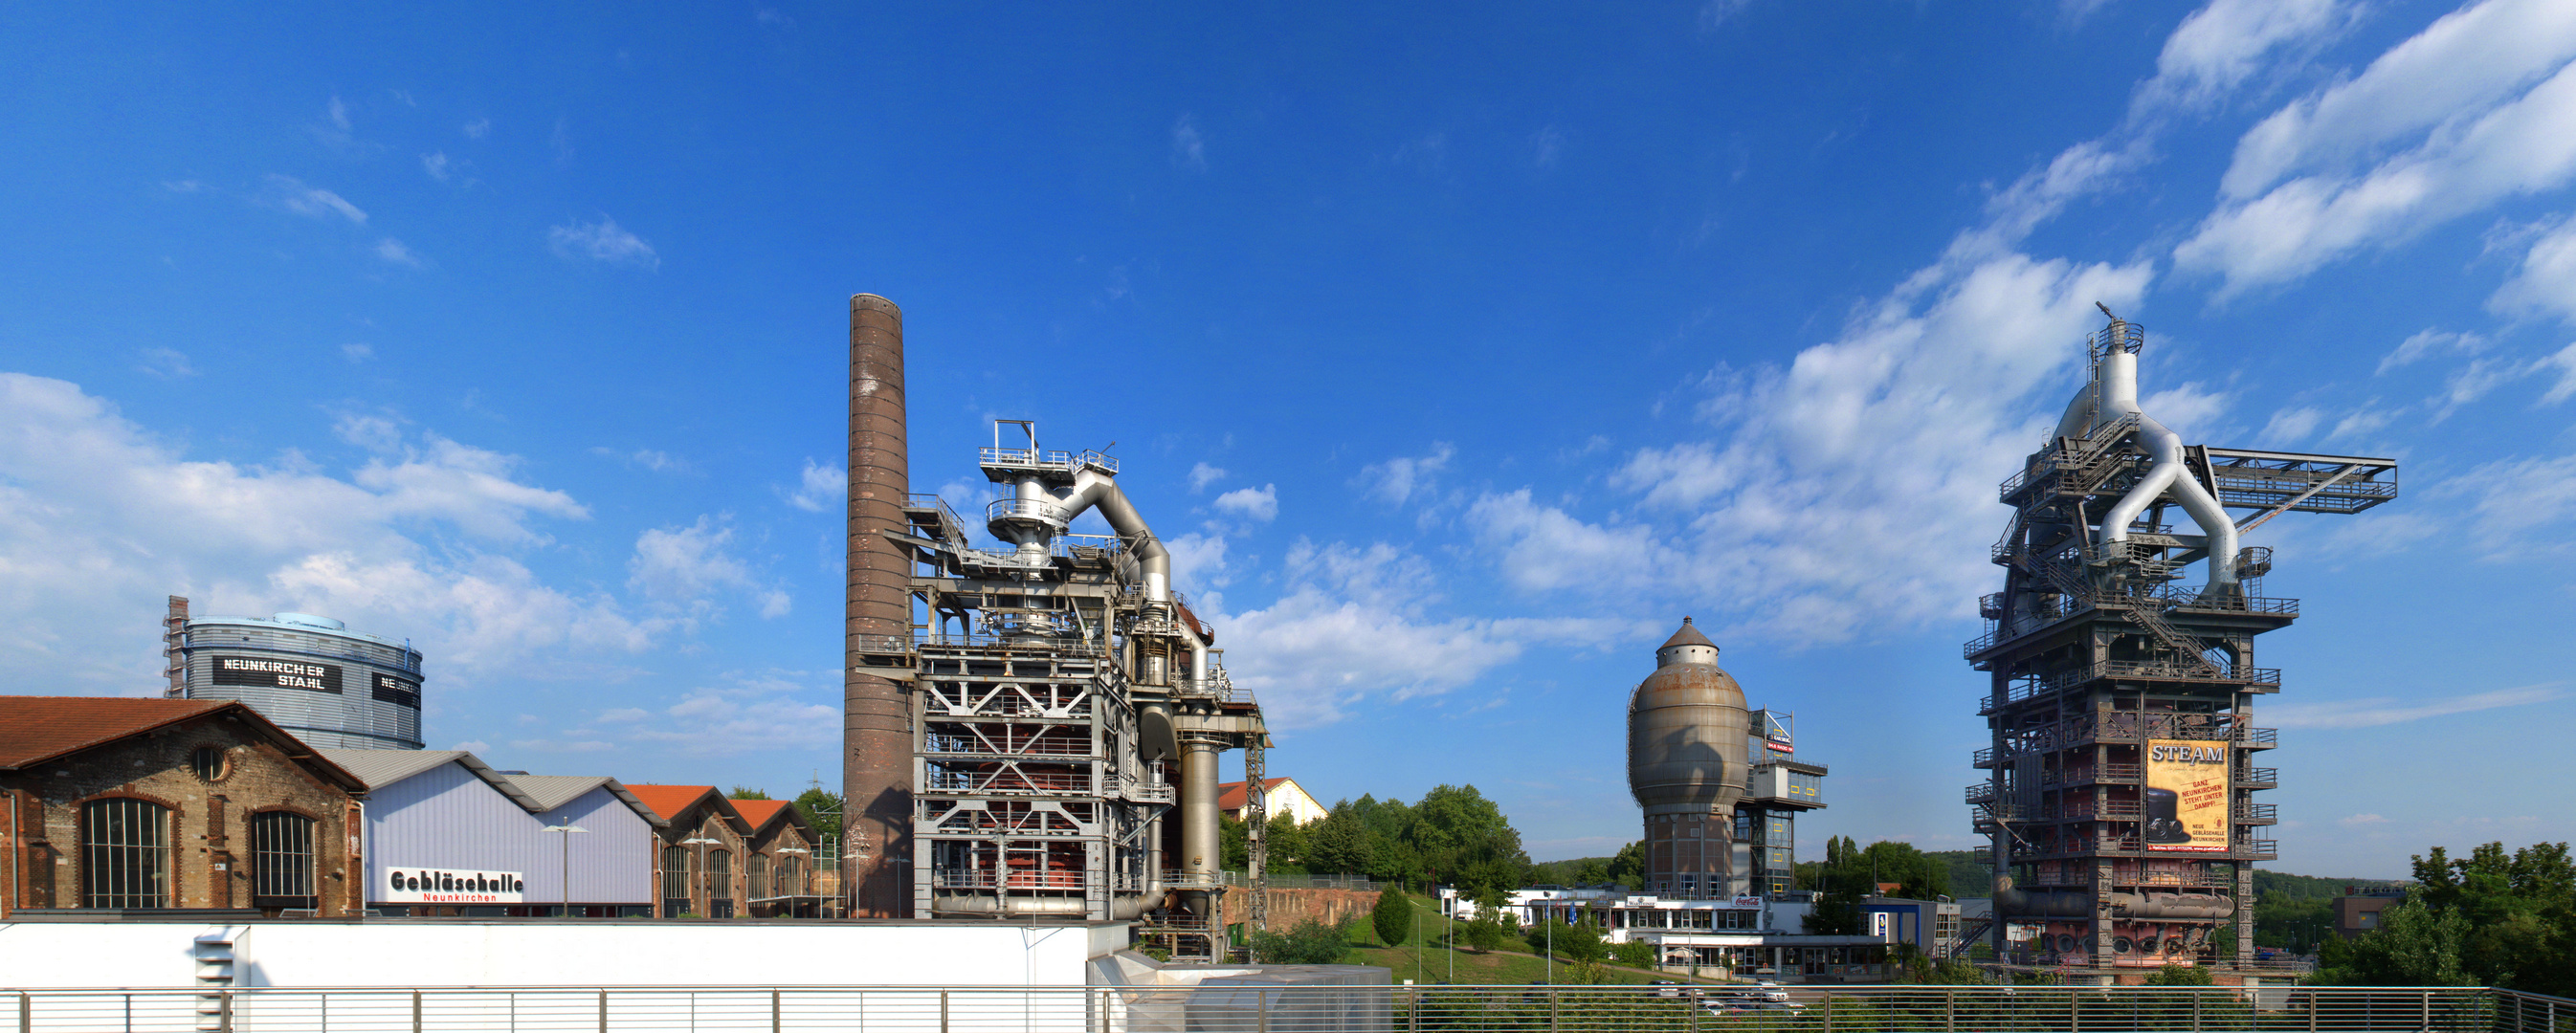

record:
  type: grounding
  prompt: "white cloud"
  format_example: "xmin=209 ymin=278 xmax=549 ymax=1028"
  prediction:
xmin=1215 ymin=539 xmax=1625 ymax=726
xmin=2268 ymin=683 xmax=2565 ymax=728
xmin=2178 ymin=7 xmax=2576 ymax=295
xmin=546 ymin=217 xmax=657 ymax=269
xmin=1522 ymin=253 xmax=2153 ymax=644
xmin=1171 ymin=114 xmax=1208 ymax=172
xmin=1188 ymin=462 xmax=1228 ymax=493
xmin=1166 ymin=530 xmax=1232 ymax=593
xmin=2340 ymin=813 xmax=2392 ymax=827
xmin=1466 ymin=490 xmax=1670 ymax=594
xmin=422 ymin=151 xmax=454 ymax=183
xmin=463 ymin=118 xmax=490 ymax=140
xmin=2379 ymin=328 xmax=2487 ymax=373
xmin=1211 ymin=484 xmax=1277 ymax=522
xmin=2328 ymin=405 xmax=2398 ymax=441
xmin=1358 ymin=443 xmax=1454 ymax=506
xmin=0 ymin=373 xmax=656 ymax=691
xmin=1697 ymin=0 xmax=1752 ymax=32
xmin=594 ymin=707 xmax=651 ymax=724
xmin=1531 ymin=125 xmax=1566 ymax=168
xmin=784 ymin=459 xmax=846 ymax=512
xmin=619 ymin=671 xmax=839 ymax=755
xmin=268 ymin=175 xmax=366 ymax=224
xmin=136 ymin=347 xmax=194 ymax=380
xmin=2261 ymin=406 xmax=2323 ymax=442
xmin=626 ymin=515 xmax=787 ymax=621
xmin=2221 ymin=0 xmax=2576 ymax=199
xmin=374 ymin=237 xmax=424 ymax=268
xmin=593 ymin=448 xmax=693 ymax=475
xmin=2138 ymin=0 xmax=2360 ymax=116
xmin=342 ymin=343 xmax=373 ymax=363
xmin=2437 ymin=451 xmax=2576 ymax=552
xmin=2490 ymin=216 xmax=2576 ymax=322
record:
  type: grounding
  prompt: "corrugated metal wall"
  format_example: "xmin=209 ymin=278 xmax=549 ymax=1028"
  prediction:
xmin=363 ymin=762 xmax=653 ymax=906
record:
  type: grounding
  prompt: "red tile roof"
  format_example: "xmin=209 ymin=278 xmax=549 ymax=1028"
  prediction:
xmin=731 ymin=799 xmax=789 ymax=828
xmin=1215 ymin=778 xmax=1294 ymax=813
xmin=625 ymin=784 xmax=722 ymax=823
xmin=0 ymin=694 xmax=366 ymax=790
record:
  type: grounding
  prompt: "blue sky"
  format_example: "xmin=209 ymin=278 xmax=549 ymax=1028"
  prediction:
xmin=4 ymin=0 xmax=2571 ymax=880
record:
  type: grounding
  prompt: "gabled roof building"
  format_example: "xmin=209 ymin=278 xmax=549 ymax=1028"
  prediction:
xmin=0 ymin=695 xmax=368 ymax=917
xmin=321 ymin=749 xmax=664 ymax=917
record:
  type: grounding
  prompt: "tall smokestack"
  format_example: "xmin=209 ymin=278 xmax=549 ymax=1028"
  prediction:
xmin=845 ymin=294 xmax=912 ymax=917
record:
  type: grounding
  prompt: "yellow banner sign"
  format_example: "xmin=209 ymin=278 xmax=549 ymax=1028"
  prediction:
xmin=2144 ymin=739 xmax=2230 ymax=852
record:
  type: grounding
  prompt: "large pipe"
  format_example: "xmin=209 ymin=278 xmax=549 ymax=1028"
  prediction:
xmin=844 ymin=294 xmax=913 ymax=918
xmin=1178 ymin=738 xmax=1220 ymax=915
xmin=2066 ymin=323 xmax=2239 ymax=593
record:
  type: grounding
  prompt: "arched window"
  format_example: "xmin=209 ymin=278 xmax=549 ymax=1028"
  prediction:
xmin=706 ymin=849 xmax=734 ymax=918
xmin=249 ymin=811 xmax=318 ymax=909
xmin=661 ymin=846 xmax=691 ymax=916
xmin=748 ymin=853 xmax=771 ymax=900
xmin=83 ymin=799 xmax=170 ymax=909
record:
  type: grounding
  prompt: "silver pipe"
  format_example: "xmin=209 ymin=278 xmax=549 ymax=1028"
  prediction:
xmin=1050 ymin=471 xmax=1171 ymax=604
xmin=2086 ymin=349 xmax=2241 ymax=593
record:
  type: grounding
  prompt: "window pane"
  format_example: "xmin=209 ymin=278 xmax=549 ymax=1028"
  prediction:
xmin=82 ymin=799 xmax=170 ymax=909
xmin=250 ymin=812 xmax=317 ymax=904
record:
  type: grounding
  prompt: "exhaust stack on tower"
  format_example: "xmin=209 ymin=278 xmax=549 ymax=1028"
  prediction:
xmin=845 ymin=294 xmax=913 ymax=917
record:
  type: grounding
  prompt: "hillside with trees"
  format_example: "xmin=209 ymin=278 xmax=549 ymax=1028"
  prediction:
xmin=1222 ymin=784 xmax=1533 ymax=900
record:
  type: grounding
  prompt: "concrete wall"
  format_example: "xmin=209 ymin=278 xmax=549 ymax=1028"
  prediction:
xmin=0 ymin=919 xmax=1123 ymax=988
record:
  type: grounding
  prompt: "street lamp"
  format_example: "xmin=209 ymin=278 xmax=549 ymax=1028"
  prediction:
xmin=542 ymin=819 xmax=589 ymax=919
xmin=681 ymin=836 xmax=722 ymax=917
xmin=777 ymin=845 xmax=812 ymax=914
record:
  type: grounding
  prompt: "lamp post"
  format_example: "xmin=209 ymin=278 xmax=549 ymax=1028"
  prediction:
xmin=777 ymin=845 xmax=812 ymax=916
xmin=680 ymin=835 xmax=721 ymax=917
xmin=542 ymin=819 xmax=589 ymax=919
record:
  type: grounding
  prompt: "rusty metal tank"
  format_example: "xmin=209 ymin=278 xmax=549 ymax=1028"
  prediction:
xmin=1627 ymin=617 xmax=1748 ymax=895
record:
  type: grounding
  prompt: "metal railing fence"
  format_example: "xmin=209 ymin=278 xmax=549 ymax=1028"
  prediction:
xmin=1 ymin=984 xmax=2562 ymax=1033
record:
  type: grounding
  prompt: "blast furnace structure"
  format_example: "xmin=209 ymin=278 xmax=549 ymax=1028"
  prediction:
xmin=1966 ymin=309 xmax=2397 ymax=978
xmin=841 ymin=296 xmax=1269 ymax=960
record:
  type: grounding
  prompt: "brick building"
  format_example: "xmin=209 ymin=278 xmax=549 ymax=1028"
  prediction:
xmin=0 ymin=696 xmax=368 ymax=917
xmin=731 ymin=799 xmax=822 ymax=916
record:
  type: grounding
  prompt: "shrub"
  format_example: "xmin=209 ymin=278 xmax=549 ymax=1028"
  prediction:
xmin=1252 ymin=917 xmax=1350 ymax=965
xmin=1610 ymin=939 xmax=1657 ymax=969
xmin=2145 ymin=964 xmax=2214 ymax=986
xmin=1371 ymin=888 xmax=1410 ymax=946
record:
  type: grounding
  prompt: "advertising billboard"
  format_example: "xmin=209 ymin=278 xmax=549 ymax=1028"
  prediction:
xmin=210 ymin=655 xmax=343 ymax=693
xmin=2144 ymin=739 xmax=2230 ymax=852
xmin=385 ymin=867 xmax=524 ymax=905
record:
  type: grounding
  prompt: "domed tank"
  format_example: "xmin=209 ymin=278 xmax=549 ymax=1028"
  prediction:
xmin=1627 ymin=617 xmax=1749 ymax=897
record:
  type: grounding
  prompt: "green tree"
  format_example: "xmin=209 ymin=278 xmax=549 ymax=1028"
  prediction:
xmin=1606 ymin=841 xmax=1645 ymax=890
xmin=1307 ymin=802 xmax=1381 ymax=876
xmin=1528 ymin=917 xmax=1606 ymax=964
xmin=1610 ymin=939 xmax=1657 ymax=969
xmin=790 ymin=787 xmax=842 ymax=841
xmin=1371 ymin=888 xmax=1411 ymax=946
xmin=1571 ymin=857 xmax=1610 ymax=885
xmin=2145 ymin=964 xmax=2214 ymax=986
xmin=728 ymin=786 xmax=771 ymax=800
xmin=1461 ymin=913 xmax=1512 ymax=953
xmin=1406 ymin=784 xmax=1531 ymax=900
xmin=1220 ymin=813 xmax=1250 ymax=870
xmin=2315 ymin=896 xmax=2475 ymax=987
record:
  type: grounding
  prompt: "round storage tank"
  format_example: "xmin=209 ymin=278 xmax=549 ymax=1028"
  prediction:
xmin=1627 ymin=617 xmax=1749 ymax=897
xmin=176 ymin=612 xmax=424 ymax=750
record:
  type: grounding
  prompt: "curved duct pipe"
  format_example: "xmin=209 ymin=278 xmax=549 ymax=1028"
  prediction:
xmin=1035 ymin=469 xmax=1171 ymax=605
xmin=1990 ymin=876 xmax=2233 ymax=920
xmin=930 ymin=894 xmax=1092 ymax=917
xmin=1992 ymin=876 xmax=2093 ymax=917
xmin=2065 ymin=341 xmax=2240 ymax=594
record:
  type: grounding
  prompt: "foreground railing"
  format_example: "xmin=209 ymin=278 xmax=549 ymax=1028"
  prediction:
xmin=0 ymin=983 xmax=2563 ymax=1033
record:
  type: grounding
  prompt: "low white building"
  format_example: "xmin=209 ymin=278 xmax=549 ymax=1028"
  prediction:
xmin=1471 ymin=887 xmax=1893 ymax=981
xmin=1216 ymin=778 xmax=1329 ymax=825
